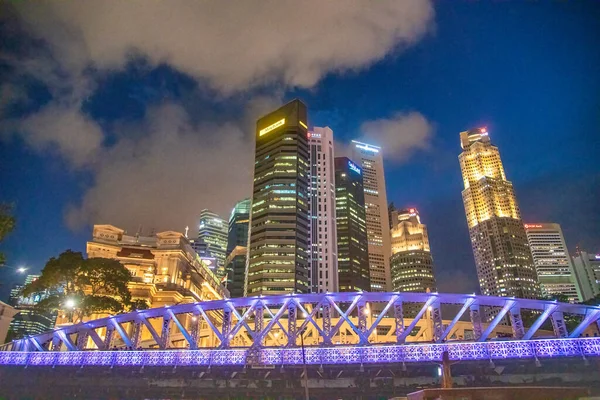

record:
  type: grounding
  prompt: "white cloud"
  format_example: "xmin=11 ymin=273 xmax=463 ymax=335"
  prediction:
xmin=359 ymin=111 xmax=434 ymax=163
xmin=14 ymin=1 xmax=434 ymax=93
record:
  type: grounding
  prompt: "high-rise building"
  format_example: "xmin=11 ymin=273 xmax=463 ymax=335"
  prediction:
xmin=225 ymin=198 xmax=250 ymax=298
xmin=308 ymin=127 xmax=338 ymax=293
xmin=246 ymin=99 xmax=310 ymax=296
xmin=350 ymin=141 xmax=391 ymax=292
xmin=389 ymin=208 xmax=436 ymax=293
xmin=6 ymin=275 xmax=57 ymax=342
xmin=197 ymin=209 xmax=228 ymax=273
xmin=572 ymin=250 xmax=600 ymax=301
xmin=335 ymin=157 xmax=370 ymax=292
xmin=0 ymin=301 xmax=18 ymax=344
xmin=524 ymin=223 xmax=581 ymax=302
xmin=459 ymin=128 xmax=539 ymax=298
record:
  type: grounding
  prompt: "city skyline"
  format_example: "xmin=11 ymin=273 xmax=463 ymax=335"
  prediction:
xmin=1 ymin=2 xmax=599 ymax=302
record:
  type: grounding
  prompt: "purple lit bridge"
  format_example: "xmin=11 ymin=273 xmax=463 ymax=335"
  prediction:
xmin=2 ymin=292 xmax=600 ymax=368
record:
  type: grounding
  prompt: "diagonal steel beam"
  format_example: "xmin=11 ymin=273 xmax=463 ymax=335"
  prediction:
xmin=294 ymin=299 xmax=325 ymax=338
xmin=328 ymin=295 xmax=362 ymax=341
xmin=227 ymin=303 xmax=257 ymax=341
xmin=56 ymin=330 xmax=77 ymax=351
xmin=167 ymin=309 xmax=194 ymax=348
xmin=329 ymin=297 xmax=368 ymax=344
xmin=398 ymin=297 xmax=436 ymax=343
xmin=438 ymin=298 xmax=475 ymax=343
xmin=110 ymin=319 xmax=133 ymax=348
xmin=253 ymin=299 xmax=290 ymax=345
xmin=477 ymin=300 xmax=515 ymax=342
xmin=569 ymin=309 xmax=600 ymax=338
xmin=366 ymin=296 xmax=398 ymax=338
xmin=87 ymin=328 xmax=106 ymax=350
xmin=140 ymin=316 xmax=163 ymax=347
xmin=523 ymin=304 xmax=557 ymax=340
xmin=196 ymin=305 xmax=224 ymax=342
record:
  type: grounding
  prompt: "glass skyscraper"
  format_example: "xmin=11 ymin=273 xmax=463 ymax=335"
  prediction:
xmin=246 ymin=99 xmax=310 ymax=296
xmin=459 ymin=128 xmax=539 ymax=299
xmin=197 ymin=209 xmax=228 ymax=273
xmin=225 ymin=198 xmax=250 ymax=298
xmin=335 ymin=157 xmax=370 ymax=292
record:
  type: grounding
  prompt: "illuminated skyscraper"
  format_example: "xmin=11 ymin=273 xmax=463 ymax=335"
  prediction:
xmin=524 ymin=223 xmax=581 ymax=302
xmin=246 ymin=100 xmax=310 ymax=296
xmin=572 ymin=250 xmax=600 ymax=301
xmin=350 ymin=141 xmax=391 ymax=292
xmin=459 ymin=128 xmax=539 ymax=298
xmin=335 ymin=157 xmax=370 ymax=292
xmin=389 ymin=208 xmax=436 ymax=293
xmin=197 ymin=209 xmax=228 ymax=272
xmin=225 ymin=198 xmax=250 ymax=298
xmin=308 ymin=127 xmax=338 ymax=293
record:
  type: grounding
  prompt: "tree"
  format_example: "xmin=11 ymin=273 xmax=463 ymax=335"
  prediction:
xmin=23 ymin=250 xmax=134 ymax=323
xmin=0 ymin=204 xmax=16 ymax=266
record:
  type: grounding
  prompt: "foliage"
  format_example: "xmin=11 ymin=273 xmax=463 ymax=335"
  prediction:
xmin=23 ymin=250 xmax=134 ymax=323
xmin=0 ymin=203 xmax=16 ymax=266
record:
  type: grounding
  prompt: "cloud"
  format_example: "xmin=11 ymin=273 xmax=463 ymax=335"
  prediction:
xmin=359 ymin=111 xmax=434 ymax=163
xmin=65 ymin=103 xmax=256 ymax=233
xmin=12 ymin=0 xmax=434 ymax=93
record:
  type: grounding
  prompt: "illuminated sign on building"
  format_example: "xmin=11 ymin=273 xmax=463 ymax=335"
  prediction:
xmin=299 ymin=121 xmax=308 ymax=129
xmin=259 ymin=118 xmax=285 ymax=136
xmin=524 ymin=224 xmax=544 ymax=229
xmin=348 ymin=161 xmax=361 ymax=175
xmin=354 ymin=143 xmax=379 ymax=153
xmin=308 ymin=132 xmax=321 ymax=139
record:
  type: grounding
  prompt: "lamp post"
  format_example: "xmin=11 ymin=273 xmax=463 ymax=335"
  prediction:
xmin=300 ymin=326 xmax=309 ymax=400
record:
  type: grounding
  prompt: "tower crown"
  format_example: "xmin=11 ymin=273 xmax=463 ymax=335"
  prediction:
xmin=460 ymin=127 xmax=490 ymax=149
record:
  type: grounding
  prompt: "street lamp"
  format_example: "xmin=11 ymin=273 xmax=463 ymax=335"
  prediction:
xmin=65 ymin=298 xmax=76 ymax=309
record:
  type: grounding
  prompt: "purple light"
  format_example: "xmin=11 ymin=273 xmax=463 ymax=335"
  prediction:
xmin=1 ymin=338 xmax=598 ymax=367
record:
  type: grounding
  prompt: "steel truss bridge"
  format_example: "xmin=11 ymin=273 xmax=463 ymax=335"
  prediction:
xmin=2 ymin=292 xmax=600 ymax=368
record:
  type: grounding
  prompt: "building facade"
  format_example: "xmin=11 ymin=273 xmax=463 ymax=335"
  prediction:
xmin=6 ymin=274 xmax=57 ymax=342
xmin=225 ymin=198 xmax=250 ymax=298
xmin=572 ymin=250 xmax=600 ymax=301
xmin=308 ymin=127 xmax=338 ymax=293
xmin=350 ymin=141 xmax=391 ymax=292
xmin=0 ymin=301 xmax=17 ymax=344
xmin=459 ymin=128 xmax=539 ymax=299
xmin=335 ymin=157 xmax=370 ymax=292
xmin=86 ymin=225 xmax=228 ymax=308
xmin=389 ymin=208 xmax=437 ymax=293
xmin=524 ymin=223 xmax=581 ymax=302
xmin=197 ymin=209 xmax=228 ymax=273
xmin=246 ymin=100 xmax=311 ymax=296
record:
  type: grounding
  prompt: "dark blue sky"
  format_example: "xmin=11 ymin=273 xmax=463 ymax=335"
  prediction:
xmin=1 ymin=2 xmax=599 ymax=300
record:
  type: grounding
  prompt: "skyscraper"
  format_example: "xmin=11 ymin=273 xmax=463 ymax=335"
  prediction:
xmin=524 ymin=223 xmax=581 ymax=302
xmin=6 ymin=275 xmax=57 ymax=342
xmin=389 ymin=207 xmax=436 ymax=293
xmin=197 ymin=209 xmax=228 ymax=273
xmin=459 ymin=128 xmax=539 ymax=298
xmin=572 ymin=250 xmax=600 ymax=301
xmin=350 ymin=141 xmax=391 ymax=292
xmin=225 ymin=198 xmax=250 ymax=298
xmin=246 ymin=99 xmax=310 ymax=296
xmin=308 ymin=127 xmax=338 ymax=293
xmin=335 ymin=157 xmax=370 ymax=292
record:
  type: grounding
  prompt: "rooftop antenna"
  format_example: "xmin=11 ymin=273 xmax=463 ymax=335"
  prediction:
xmin=185 ymin=226 xmax=189 ymax=238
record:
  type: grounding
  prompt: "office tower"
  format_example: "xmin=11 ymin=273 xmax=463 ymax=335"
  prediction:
xmin=225 ymin=198 xmax=250 ymax=298
xmin=197 ymin=209 xmax=228 ymax=272
xmin=6 ymin=275 xmax=57 ymax=342
xmin=308 ymin=127 xmax=338 ymax=293
xmin=0 ymin=301 xmax=17 ymax=344
xmin=350 ymin=141 xmax=392 ymax=292
xmin=335 ymin=157 xmax=370 ymax=292
xmin=524 ymin=223 xmax=581 ymax=302
xmin=389 ymin=207 xmax=437 ymax=293
xmin=247 ymin=100 xmax=310 ymax=296
xmin=459 ymin=128 xmax=539 ymax=298
xmin=572 ymin=250 xmax=600 ymax=301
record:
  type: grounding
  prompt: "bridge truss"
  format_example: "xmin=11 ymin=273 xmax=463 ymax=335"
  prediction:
xmin=2 ymin=292 xmax=600 ymax=367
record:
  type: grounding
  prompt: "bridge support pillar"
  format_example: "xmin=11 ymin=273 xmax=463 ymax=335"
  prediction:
xmin=161 ymin=315 xmax=172 ymax=349
xmin=551 ymin=311 xmax=569 ymax=338
xmin=103 ymin=326 xmax=115 ymax=350
xmin=394 ymin=299 xmax=405 ymax=344
xmin=322 ymin=303 xmax=331 ymax=345
xmin=190 ymin=311 xmax=201 ymax=349
xmin=51 ymin=335 xmax=63 ymax=352
xmin=287 ymin=303 xmax=297 ymax=347
xmin=221 ymin=310 xmax=231 ymax=348
xmin=470 ymin=304 xmax=483 ymax=341
xmin=76 ymin=331 xmax=89 ymax=350
xmin=131 ymin=321 xmax=143 ymax=348
xmin=357 ymin=301 xmax=368 ymax=344
xmin=509 ymin=306 xmax=525 ymax=339
xmin=253 ymin=305 xmax=263 ymax=348
xmin=431 ymin=300 xmax=444 ymax=342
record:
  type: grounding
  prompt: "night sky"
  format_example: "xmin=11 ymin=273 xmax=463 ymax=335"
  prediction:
xmin=1 ymin=2 xmax=599 ymax=301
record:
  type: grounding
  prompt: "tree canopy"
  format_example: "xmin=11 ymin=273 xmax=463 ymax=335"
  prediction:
xmin=0 ymin=204 xmax=16 ymax=266
xmin=23 ymin=250 xmax=144 ymax=323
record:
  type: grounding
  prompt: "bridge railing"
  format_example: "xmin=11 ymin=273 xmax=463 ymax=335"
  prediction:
xmin=4 ymin=292 xmax=600 ymax=353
